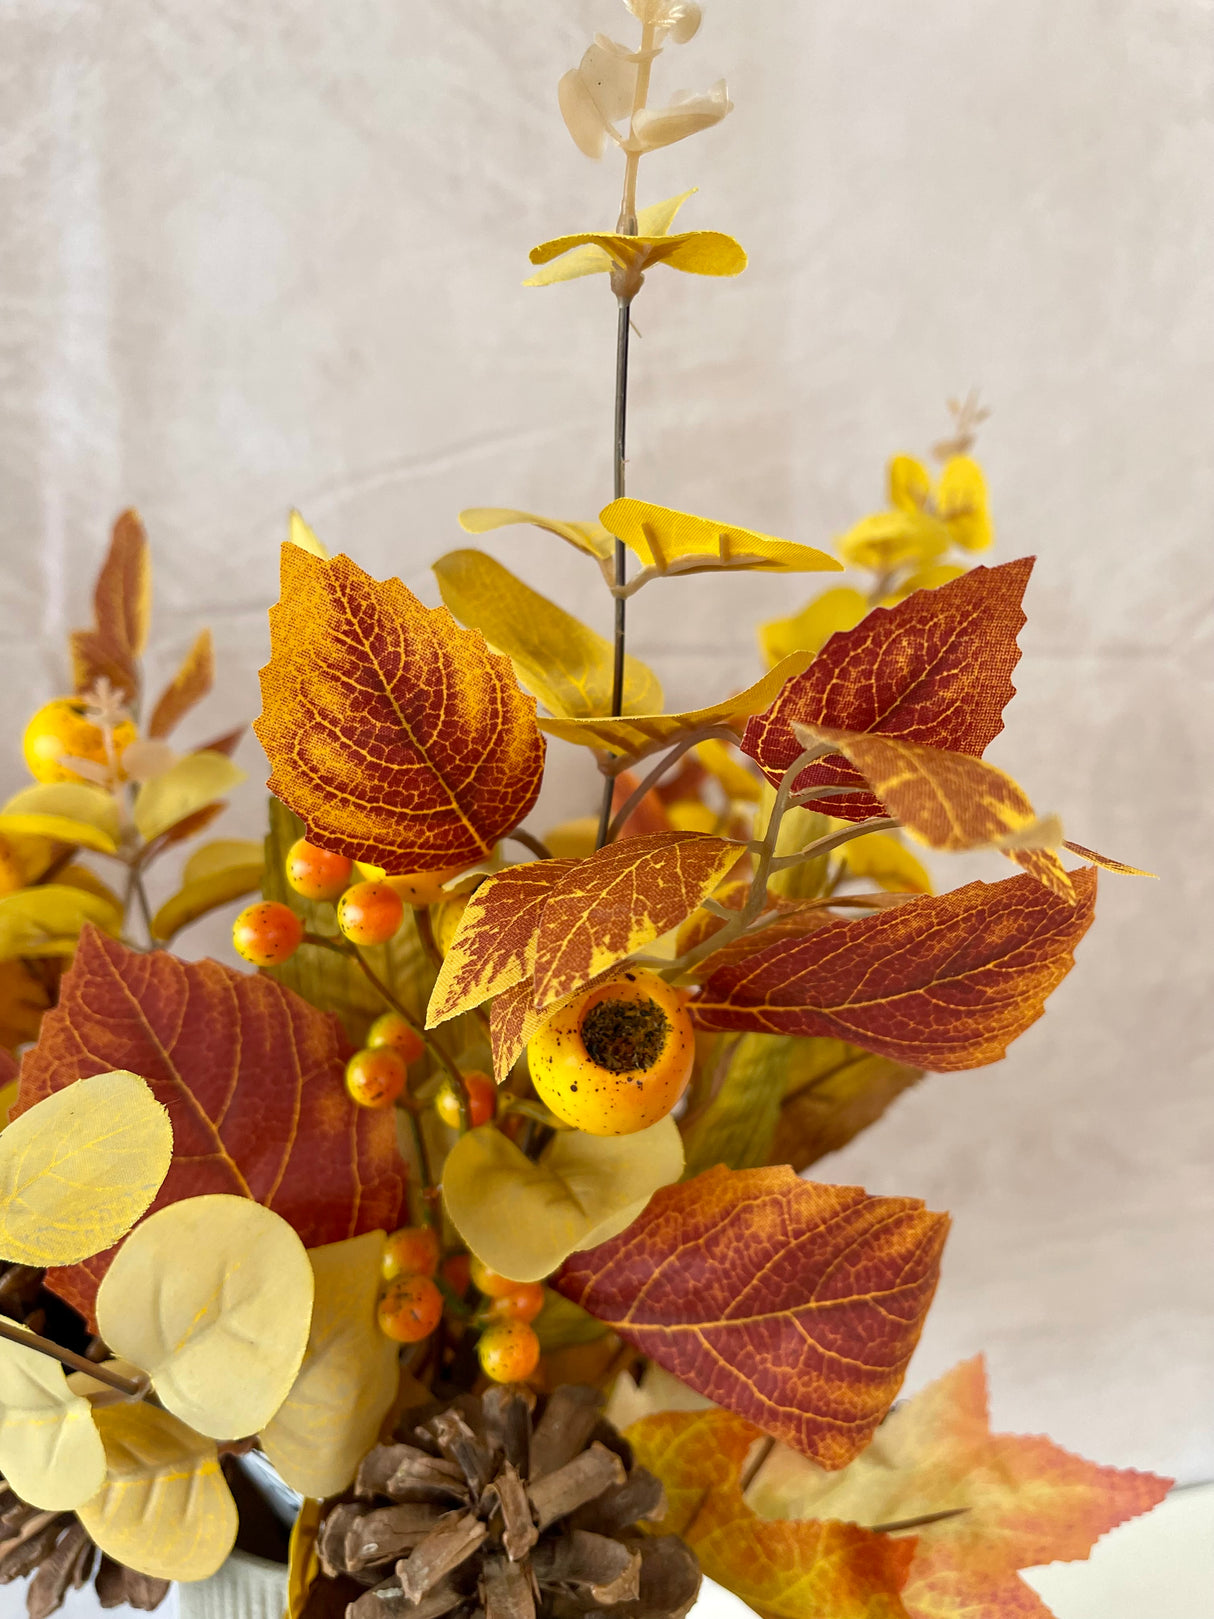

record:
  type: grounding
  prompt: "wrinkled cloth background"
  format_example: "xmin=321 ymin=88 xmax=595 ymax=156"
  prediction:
xmin=2 ymin=0 xmax=1211 ymax=1539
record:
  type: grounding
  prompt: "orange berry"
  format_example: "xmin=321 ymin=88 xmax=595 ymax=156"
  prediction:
xmin=526 ymin=968 xmax=695 ymax=1136
xmin=486 ymin=1282 xmax=545 ymax=1325
xmin=232 ymin=901 xmax=305 ymax=967
xmin=285 ymin=837 xmax=354 ymax=902
xmin=337 ymin=880 xmax=405 ymax=946
xmin=366 ymin=1011 xmax=425 ymax=1066
xmin=441 ymin=1254 xmax=472 ymax=1297
xmin=378 ymin=1274 xmax=443 ymax=1343
xmin=435 ymin=1070 xmax=496 ymax=1130
xmin=382 ymin=1225 xmax=440 ymax=1281
xmin=385 ymin=867 xmax=468 ymax=908
xmin=477 ymin=1320 xmax=540 ymax=1383
xmin=469 ymin=1257 xmax=523 ymax=1300
xmin=345 ymin=1047 xmax=407 ymax=1109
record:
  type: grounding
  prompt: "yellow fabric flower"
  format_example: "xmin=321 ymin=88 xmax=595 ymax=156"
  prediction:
xmin=837 ymin=454 xmax=993 ymax=571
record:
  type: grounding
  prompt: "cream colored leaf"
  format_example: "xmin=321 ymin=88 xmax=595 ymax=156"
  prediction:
xmin=132 ymin=750 xmax=246 ymax=843
xmin=0 ymin=1070 xmax=172 ymax=1266
xmin=119 ymin=739 xmax=179 ymax=783
xmin=0 ymin=1325 xmax=107 ymax=1509
xmin=0 ymin=883 xmax=122 ymax=961
xmin=434 ymin=549 xmax=662 ymax=718
xmin=78 ymin=1401 xmax=237 ymax=1582
xmin=288 ymin=509 xmax=329 ymax=560
xmin=457 ymin=507 xmax=615 ymax=563
xmin=442 ymin=1117 xmax=684 ymax=1282
xmin=0 ymin=782 xmax=121 ymax=854
xmin=259 ymin=1230 xmax=398 ymax=1499
xmin=95 ymin=1194 xmax=314 ymax=1440
xmin=631 ymin=80 xmax=732 ymax=151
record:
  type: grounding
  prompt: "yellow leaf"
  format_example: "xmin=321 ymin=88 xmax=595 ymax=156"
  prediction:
xmin=758 ymin=587 xmax=870 ymax=668
xmin=543 ymin=817 xmax=600 ymax=860
xmin=795 ymin=723 xmax=1072 ymax=900
xmin=539 ymin=650 xmax=815 ymax=758
xmin=522 ymin=190 xmax=697 ymax=285
xmin=77 ymin=1401 xmax=237 ymax=1583
xmin=0 ymin=1325 xmax=107 ymax=1509
xmin=526 ymin=228 xmax=745 ymax=286
xmin=888 ymin=454 xmax=932 ymax=514
xmin=0 ymin=963 xmax=52 ymax=1057
xmin=132 ymin=749 xmax=246 ymax=844
xmin=694 ymin=739 xmax=761 ymax=802
xmin=0 ymin=829 xmax=59 ymax=888
xmin=55 ymin=864 xmax=123 ymax=912
xmin=836 ymin=509 xmax=951 ymax=571
xmin=0 ymin=782 xmax=121 ymax=855
xmin=288 ymin=508 xmax=329 ymax=560
xmin=150 ymin=839 xmax=265 ymax=942
xmin=259 ymin=1230 xmax=399 ymax=1500
xmin=457 ymin=507 xmax=615 ymax=566
xmin=95 ymin=1194 xmax=314 ymax=1439
xmin=937 ymin=456 xmax=993 ymax=552
xmin=0 ymin=884 xmax=122 ymax=961
xmin=0 ymin=1070 xmax=172 ymax=1266
xmin=442 ymin=1117 xmax=684 ymax=1282
xmin=834 ymin=830 xmax=933 ymax=895
xmin=0 ymin=1077 xmax=18 ymax=1126
xmin=434 ymin=550 xmax=662 ymax=718
xmin=601 ymin=499 xmax=840 ymax=588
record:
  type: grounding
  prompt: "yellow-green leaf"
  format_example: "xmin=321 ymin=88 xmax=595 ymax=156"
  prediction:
xmin=758 ymin=588 xmax=869 ymax=669
xmin=527 ymin=229 xmax=747 ymax=283
xmin=601 ymin=499 xmax=840 ymax=588
xmin=259 ymin=1230 xmax=399 ymax=1500
xmin=834 ymin=829 xmax=933 ymax=895
xmin=539 ymin=651 xmax=814 ymax=758
xmin=773 ymin=1040 xmax=924 ymax=1171
xmin=0 ymin=1070 xmax=172 ymax=1266
xmin=95 ymin=1194 xmax=314 ymax=1440
xmin=77 ymin=1401 xmax=237 ymax=1583
xmin=533 ymin=1290 xmax=610 ymax=1352
xmin=442 ymin=1117 xmax=684 ymax=1282
xmin=434 ymin=549 xmax=662 ymax=719
xmin=523 ymin=190 xmax=698 ymax=285
xmin=288 ymin=508 xmax=329 ymax=560
xmin=132 ymin=750 xmax=246 ymax=844
xmin=149 ymin=839 xmax=265 ymax=943
xmin=682 ymin=1034 xmax=789 ymax=1178
xmin=0 ymin=1325 xmax=107 ymax=1509
xmin=0 ymin=782 xmax=121 ymax=855
xmin=0 ymin=884 xmax=122 ymax=961
xmin=457 ymin=508 xmax=615 ymax=566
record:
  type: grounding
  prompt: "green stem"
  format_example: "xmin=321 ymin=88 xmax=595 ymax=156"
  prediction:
xmin=768 ymin=816 xmax=899 ymax=871
xmin=605 ymin=725 xmax=744 ymax=841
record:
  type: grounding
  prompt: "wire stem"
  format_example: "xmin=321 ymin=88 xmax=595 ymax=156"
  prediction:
xmin=605 ymin=725 xmax=742 ymax=841
xmin=505 ymin=829 xmax=554 ymax=862
xmin=595 ymin=297 xmax=634 ymax=850
xmin=0 ymin=1317 xmax=148 ymax=1399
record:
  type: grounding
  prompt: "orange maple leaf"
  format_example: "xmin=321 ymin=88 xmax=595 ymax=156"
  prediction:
xmin=255 ymin=546 xmax=546 ymax=872
xmin=744 ymin=1356 xmax=1171 ymax=1619
xmin=692 ymin=869 xmax=1097 ymax=1070
xmin=624 ymin=1406 xmax=916 ymax=1619
xmin=12 ymin=928 xmax=404 ymax=1329
xmin=743 ymin=558 xmax=1033 ymax=820
xmin=557 ymin=1165 xmax=947 ymax=1469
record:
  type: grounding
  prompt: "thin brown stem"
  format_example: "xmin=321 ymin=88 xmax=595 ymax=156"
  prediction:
xmin=402 ymin=1105 xmax=436 ymax=1223
xmin=348 ymin=946 xmax=472 ymax=1132
xmin=595 ymin=298 xmax=635 ymax=850
xmin=0 ymin=1317 xmax=148 ymax=1398
xmin=606 ymin=726 xmax=743 ymax=841
xmin=871 ymin=1507 xmax=971 ymax=1535
xmin=768 ymin=817 xmax=899 ymax=872
xmin=505 ymin=829 xmax=554 ymax=862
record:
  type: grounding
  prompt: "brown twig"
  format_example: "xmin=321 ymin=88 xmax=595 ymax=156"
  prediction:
xmin=605 ymin=725 xmax=743 ymax=841
xmin=505 ymin=829 xmax=554 ymax=862
xmin=0 ymin=1317 xmax=148 ymax=1399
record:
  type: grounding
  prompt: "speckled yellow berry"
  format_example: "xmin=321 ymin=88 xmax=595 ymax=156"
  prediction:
xmin=22 ymin=698 xmax=136 ymax=786
xmin=526 ymin=968 xmax=695 ymax=1137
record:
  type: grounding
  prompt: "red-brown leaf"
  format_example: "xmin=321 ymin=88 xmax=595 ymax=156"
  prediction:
xmin=70 ymin=509 xmax=152 ymax=702
xmin=533 ymin=832 xmax=744 ymax=1008
xmin=148 ymin=629 xmax=215 ymax=738
xmin=692 ymin=868 xmax=1097 ymax=1070
xmin=255 ymin=547 xmax=546 ymax=873
xmin=12 ymin=927 xmax=404 ymax=1328
xmin=557 ymin=1165 xmax=947 ymax=1468
xmin=742 ymin=559 xmax=1032 ymax=820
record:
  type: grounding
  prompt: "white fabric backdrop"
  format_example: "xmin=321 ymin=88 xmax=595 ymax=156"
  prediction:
xmin=1 ymin=0 xmax=1211 ymax=1548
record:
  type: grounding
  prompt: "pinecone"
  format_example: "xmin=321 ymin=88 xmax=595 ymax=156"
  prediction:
xmin=311 ymin=1384 xmax=700 ymax=1619
xmin=0 ymin=1263 xmax=171 ymax=1619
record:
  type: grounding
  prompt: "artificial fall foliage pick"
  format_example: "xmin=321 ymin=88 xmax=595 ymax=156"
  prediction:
xmin=0 ymin=2 xmax=1166 ymax=1616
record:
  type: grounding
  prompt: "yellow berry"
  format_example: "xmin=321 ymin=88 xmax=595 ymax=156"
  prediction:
xmin=385 ymin=867 xmax=469 ymax=908
xmin=22 ymin=698 xmax=136 ymax=786
xmin=478 ymin=1320 xmax=540 ymax=1383
xmin=526 ymin=968 xmax=694 ymax=1136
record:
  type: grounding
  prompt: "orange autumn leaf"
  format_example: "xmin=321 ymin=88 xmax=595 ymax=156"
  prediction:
xmin=1062 ymin=840 xmax=1156 ymax=878
xmin=13 ymin=928 xmax=404 ymax=1329
xmin=557 ymin=1165 xmax=947 ymax=1468
xmin=426 ymin=858 xmax=575 ymax=1027
xmin=255 ymin=547 xmax=546 ymax=873
xmin=794 ymin=723 xmax=1074 ymax=902
xmin=71 ymin=509 xmax=152 ymax=703
xmin=743 ymin=559 xmax=1033 ymax=821
xmin=147 ymin=629 xmax=215 ymax=739
xmin=625 ymin=1407 xmax=915 ymax=1619
xmin=692 ymin=868 xmax=1097 ymax=1071
xmin=533 ymin=832 xmax=744 ymax=1009
xmin=744 ymin=1356 xmax=1171 ymax=1619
